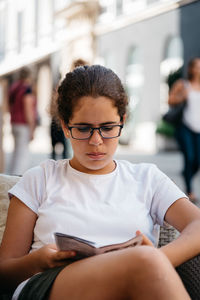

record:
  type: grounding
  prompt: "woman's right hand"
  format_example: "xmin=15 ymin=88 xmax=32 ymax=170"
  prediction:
xmin=136 ymin=230 xmax=154 ymax=247
xmin=32 ymin=244 xmax=77 ymax=273
xmin=168 ymin=79 xmax=188 ymax=105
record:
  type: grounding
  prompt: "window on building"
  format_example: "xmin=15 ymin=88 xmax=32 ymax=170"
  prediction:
xmin=34 ymin=0 xmax=39 ymax=46
xmin=0 ymin=0 xmax=6 ymax=61
xmin=122 ymin=46 xmax=144 ymax=144
xmin=126 ymin=46 xmax=144 ymax=108
xmin=146 ymin=0 xmax=158 ymax=4
xmin=116 ymin=0 xmax=123 ymax=15
xmin=54 ymin=0 xmax=71 ymax=12
xmin=103 ymin=51 xmax=115 ymax=69
xmin=37 ymin=0 xmax=53 ymax=46
xmin=160 ymin=35 xmax=184 ymax=113
xmin=99 ymin=0 xmax=116 ymax=22
xmin=17 ymin=11 xmax=23 ymax=53
xmin=123 ymin=0 xmax=147 ymax=15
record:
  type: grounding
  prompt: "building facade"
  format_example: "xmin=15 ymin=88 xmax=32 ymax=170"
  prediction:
xmin=0 ymin=0 xmax=199 ymax=172
xmin=95 ymin=0 xmax=200 ymax=151
xmin=0 ymin=0 xmax=99 ymax=172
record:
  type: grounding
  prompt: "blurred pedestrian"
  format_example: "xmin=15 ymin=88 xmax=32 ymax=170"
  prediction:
xmin=50 ymin=58 xmax=88 ymax=160
xmin=50 ymin=117 xmax=68 ymax=160
xmin=8 ymin=67 xmax=37 ymax=175
xmin=168 ymin=57 xmax=200 ymax=201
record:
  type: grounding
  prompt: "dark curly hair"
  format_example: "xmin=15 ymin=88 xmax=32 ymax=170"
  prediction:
xmin=54 ymin=65 xmax=128 ymax=124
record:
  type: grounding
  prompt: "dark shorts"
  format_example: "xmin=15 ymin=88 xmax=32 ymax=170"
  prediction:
xmin=18 ymin=260 xmax=76 ymax=300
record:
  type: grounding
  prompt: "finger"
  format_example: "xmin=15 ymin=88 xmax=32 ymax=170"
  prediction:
xmin=47 ymin=243 xmax=58 ymax=250
xmin=136 ymin=230 xmax=142 ymax=236
xmin=55 ymin=250 xmax=76 ymax=261
xmin=136 ymin=230 xmax=153 ymax=246
xmin=142 ymin=235 xmax=154 ymax=246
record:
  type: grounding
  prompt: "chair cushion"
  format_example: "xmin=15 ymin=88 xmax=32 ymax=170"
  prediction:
xmin=0 ymin=174 xmax=20 ymax=243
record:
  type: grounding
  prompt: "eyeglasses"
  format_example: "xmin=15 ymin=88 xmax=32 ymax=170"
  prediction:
xmin=67 ymin=124 xmax=123 ymax=140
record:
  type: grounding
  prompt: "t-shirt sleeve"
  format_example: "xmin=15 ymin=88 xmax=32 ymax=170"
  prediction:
xmin=8 ymin=165 xmax=46 ymax=214
xmin=149 ymin=165 xmax=187 ymax=226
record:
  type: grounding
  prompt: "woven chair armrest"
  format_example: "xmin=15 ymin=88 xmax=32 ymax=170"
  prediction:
xmin=158 ymin=225 xmax=179 ymax=248
xmin=158 ymin=225 xmax=200 ymax=299
xmin=176 ymin=255 xmax=200 ymax=300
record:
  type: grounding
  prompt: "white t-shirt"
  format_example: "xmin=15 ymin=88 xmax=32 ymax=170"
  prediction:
xmin=9 ymin=159 xmax=186 ymax=249
xmin=183 ymin=82 xmax=200 ymax=133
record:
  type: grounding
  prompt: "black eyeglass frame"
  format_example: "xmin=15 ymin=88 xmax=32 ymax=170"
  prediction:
xmin=67 ymin=124 xmax=124 ymax=140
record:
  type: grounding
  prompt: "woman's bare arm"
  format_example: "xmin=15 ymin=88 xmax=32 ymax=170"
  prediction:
xmin=168 ymin=80 xmax=188 ymax=106
xmin=0 ymin=197 xmax=38 ymax=291
xmin=160 ymin=198 xmax=200 ymax=267
xmin=0 ymin=197 xmax=76 ymax=292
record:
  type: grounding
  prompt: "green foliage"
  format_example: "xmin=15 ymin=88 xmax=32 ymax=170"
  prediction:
xmin=156 ymin=119 xmax=175 ymax=137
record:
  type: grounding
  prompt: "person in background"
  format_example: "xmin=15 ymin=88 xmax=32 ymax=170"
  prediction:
xmin=50 ymin=118 xmax=68 ymax=160
xmin=8 ymin=67 xmax=37 ymax=175
xmin=168 ymin=57 xmax=200 ymax=202
xmin=1 ymin=65 xmax=200 ymax=300
xmin=70 ymin=58 xmax=89 ymax=70
xmin=50 ymin=59 xmax=88 ymax=160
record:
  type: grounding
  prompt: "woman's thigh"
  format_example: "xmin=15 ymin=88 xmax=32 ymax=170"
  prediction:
xmin=48 ymin=246 xmax=189 ymax=300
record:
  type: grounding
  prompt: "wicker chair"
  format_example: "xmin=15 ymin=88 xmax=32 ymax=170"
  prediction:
xmin=1 ymin=174 xmax=200 ymax=299
xmin=159 ymin=225 xmax=200 ymax=300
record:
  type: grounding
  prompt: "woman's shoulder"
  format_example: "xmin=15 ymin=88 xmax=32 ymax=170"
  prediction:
xmin=40 ymin=158 xmax=68 ymax=168
xmin=19 ymin=159 xmax=68 ymax=181
xmin=116 ymin=160 xmax=167 ymax=187
xmin=39 ymin=159 xmax=69 ymax=176
xmin=117 ymin=160 xmax=159 ymax=175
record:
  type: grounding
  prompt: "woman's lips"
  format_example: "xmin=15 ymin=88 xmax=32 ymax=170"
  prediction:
xmin=87 ymin=152 xmax=105 ymax=160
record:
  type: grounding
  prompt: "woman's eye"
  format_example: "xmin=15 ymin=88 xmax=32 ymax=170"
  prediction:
xmin=77 ymin=127 xmax=90 ymax=133
xmin=101 ymin=126 xmax=114 ymax=132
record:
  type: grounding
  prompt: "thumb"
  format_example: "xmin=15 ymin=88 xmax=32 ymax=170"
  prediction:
xmin=136 ymin=230 xmax=142 ymax=236
xmin=135 ymin=231 xmax=154 ymax=246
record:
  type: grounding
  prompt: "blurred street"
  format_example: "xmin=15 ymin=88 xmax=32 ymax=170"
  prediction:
xmin=5 ymin=146 xmax=200 ymax=208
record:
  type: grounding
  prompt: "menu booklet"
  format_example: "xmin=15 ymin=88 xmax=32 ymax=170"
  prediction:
xmin=54 ymin=232 xmax=143 ymax=258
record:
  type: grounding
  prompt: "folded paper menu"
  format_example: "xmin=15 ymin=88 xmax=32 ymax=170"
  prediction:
xmin=54 ymin=232 xmax=143 ymax=258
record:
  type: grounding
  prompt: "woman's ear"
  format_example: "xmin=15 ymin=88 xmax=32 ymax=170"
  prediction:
xmin=122 ymin=114 xmax=126 ymax=123
xmin=60 ymin=120 xmax=70 ymax=139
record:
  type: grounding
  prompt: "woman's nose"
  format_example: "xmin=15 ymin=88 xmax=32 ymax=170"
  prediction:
xmin=88 ymin=129 xmax=103 ymax=145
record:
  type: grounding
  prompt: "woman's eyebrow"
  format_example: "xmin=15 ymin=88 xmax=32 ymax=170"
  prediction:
xmin=72 ymin=121 xmax=119 ymax=126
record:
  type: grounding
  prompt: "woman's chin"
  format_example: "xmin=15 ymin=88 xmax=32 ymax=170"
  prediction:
xmin=85 ymin=159 xmax=116 ymax=174
xmin=77 ymin=161 xmax=113 ymax=174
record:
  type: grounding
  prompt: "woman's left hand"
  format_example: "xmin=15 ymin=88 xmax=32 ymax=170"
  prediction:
xmin=136 ymin=230 xmax=154 ymax=246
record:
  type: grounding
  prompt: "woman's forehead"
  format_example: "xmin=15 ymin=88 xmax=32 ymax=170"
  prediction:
xmin=70 ymin=96 xmax=119 ymax=122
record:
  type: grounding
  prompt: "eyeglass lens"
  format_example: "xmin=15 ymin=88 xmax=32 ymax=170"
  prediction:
xmin=71 ymin=125 xmax=122 ymax=139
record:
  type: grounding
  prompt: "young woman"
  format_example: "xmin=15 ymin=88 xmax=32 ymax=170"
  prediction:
xmin=168 ymin=57 xmax=200 ymax=202
xmin=1 ymin=65 xmax=200 ymax=300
